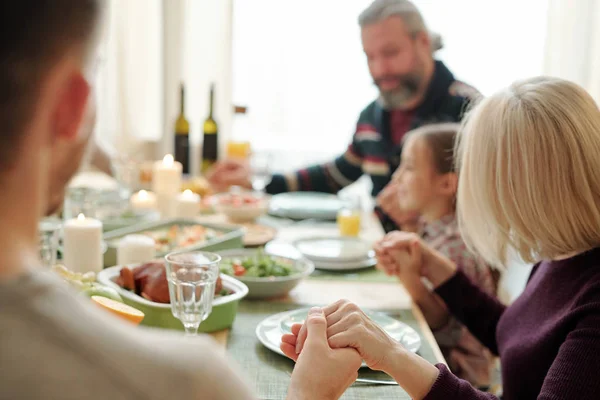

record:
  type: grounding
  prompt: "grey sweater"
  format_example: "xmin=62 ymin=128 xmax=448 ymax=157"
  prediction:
xmin=0 ymin=270 xmax=256 ymax=400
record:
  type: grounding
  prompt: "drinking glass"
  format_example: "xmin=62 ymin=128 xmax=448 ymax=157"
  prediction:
xmin=63 ymin=187 xmax=98 ymax=220
xmin=39 ymin=218 xmax=61 ymax=268
xmin=164 ymin=251 xmax=221 ymax=336
xmin=110 ymin=154 xmax=141 ymax=199
xmin=250 ymin=152 xmax=272 ymax=192
xmin=337 ymin=194 xmax=362 ymax=237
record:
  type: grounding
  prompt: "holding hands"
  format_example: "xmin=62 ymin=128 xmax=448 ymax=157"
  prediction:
xmin=282 ymin=300 xmax=440 ymax=400
xmin=283 ymin=307 xmax=362 ymax=400
xmin=282 ymin=300 xmax=402 ymax=372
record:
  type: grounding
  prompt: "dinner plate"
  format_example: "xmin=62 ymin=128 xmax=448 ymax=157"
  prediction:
xmin=293 ymin=236 xmax=374 ymax=262
xmin=256 ymin=308 xmax=421 ymax=368
xmin=268 ymin=192 xmax=348 ymax=220
xmin=313 ymin=257 xmax=377 ymax=271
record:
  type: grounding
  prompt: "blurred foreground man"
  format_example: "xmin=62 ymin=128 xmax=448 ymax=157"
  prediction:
xmin=0 ymin=1 xmax=361 ymax=399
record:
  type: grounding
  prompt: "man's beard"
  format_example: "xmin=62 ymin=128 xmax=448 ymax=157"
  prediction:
xmin=375 ymin=71 xmax=423 ymax=109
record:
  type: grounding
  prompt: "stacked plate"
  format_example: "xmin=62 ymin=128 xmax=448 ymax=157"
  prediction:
xmin=268 ymin=192 xmax=348 ymax=220
xmin=292 ymin=236 xmax=377 ymax=271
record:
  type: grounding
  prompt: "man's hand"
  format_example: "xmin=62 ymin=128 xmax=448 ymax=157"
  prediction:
xmin=205 ymin=159 xmax=252 ymax=192
xmin=376 ymin=182 xmax=420 ymax=229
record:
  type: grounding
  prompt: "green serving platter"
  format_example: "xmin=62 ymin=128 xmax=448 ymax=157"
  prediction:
xmin=97 ymin=266 xmax=249 ymax=332
xmin=102 ymin=219 xmax=245 ymax=267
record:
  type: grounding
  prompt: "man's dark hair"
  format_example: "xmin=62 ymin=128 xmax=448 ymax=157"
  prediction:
xmin=0 ymin=0 xmax=102 ymax=168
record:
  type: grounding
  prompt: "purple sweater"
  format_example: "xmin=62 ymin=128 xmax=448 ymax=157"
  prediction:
xmin=424 ymin=247 xmax=600 ymax=399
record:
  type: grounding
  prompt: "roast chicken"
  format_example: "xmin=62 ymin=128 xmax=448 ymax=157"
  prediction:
xmin=115 ymin=261 xmax=223 ymax=304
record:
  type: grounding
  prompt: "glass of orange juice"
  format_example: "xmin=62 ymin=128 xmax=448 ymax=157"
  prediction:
xmin=226 ymin=140 xmax=251 ymax=160
xmin=337 ymin=195 xmax=362 ymax=237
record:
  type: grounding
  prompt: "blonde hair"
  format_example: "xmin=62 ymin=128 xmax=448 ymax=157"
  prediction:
xmin=456 ymin=77 xmax=600 ymax=267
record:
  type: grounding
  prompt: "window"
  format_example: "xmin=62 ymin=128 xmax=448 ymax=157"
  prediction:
xmin=232 ymin=0 xmax=548 ymax=171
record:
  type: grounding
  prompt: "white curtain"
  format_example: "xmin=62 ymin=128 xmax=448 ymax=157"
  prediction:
xmin=543 ymin=0 xmax=600 ymax=102
xmin=94 ymin=0 xmax=233 ymax=173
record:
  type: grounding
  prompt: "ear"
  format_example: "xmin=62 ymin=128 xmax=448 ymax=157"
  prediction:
xmin=438 ymin=172 xmax=458 ymax=196
xmin=52 ymin=71 xmax=91 ymax=142
xmin=414 ymin=30 xmax=431 ymax=54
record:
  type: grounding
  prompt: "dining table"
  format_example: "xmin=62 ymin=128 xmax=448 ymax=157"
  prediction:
xmin=197 ymin=209 xmax=447 ymax=400
xmin=67 ymin=171 xmax=446 ymax=399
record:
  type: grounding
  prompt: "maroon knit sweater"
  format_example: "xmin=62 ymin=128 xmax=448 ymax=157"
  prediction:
xmin=424 ymin=247 xmax=600 ymax=399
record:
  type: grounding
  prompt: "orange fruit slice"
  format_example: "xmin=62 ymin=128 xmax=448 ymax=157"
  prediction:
xmin=91 ymin=296 xmax=145 ymax=325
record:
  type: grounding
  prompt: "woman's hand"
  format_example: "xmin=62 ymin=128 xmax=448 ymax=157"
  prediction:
xmin=281 ymin=307 xmax=362 ymax=400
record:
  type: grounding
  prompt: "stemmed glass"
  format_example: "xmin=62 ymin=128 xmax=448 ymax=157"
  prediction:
xmin=250 ymin=152 xmax=273 ymax=192
xmin=164 ymin=251 xmax=221 ymax=336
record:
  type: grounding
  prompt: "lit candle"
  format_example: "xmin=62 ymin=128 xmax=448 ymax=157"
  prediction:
xmin=117 ymin=234 xmax=156 ymax=266
xmin=153 ymin=155 xmax=183 ymax=218
xmin=130 ymin=190 xmax=157 ymax=211
xmin=152 ymin=155 xmax=183 ymax=195
xmin=63 ymin=214 xmax=103 ymax=273
xmin=175 ymin=190 xmax=201 ymax=218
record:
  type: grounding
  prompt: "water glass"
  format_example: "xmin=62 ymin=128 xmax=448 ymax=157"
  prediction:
xmin=164 ymin=251 xmax=221 ymax=336
xmin=63 ymin=187 xmax=98 ymax=220
xmin=39 ymin=218 xmax=61 ymax=268
xmin=250 ymin=152 xmax=273 ymax=192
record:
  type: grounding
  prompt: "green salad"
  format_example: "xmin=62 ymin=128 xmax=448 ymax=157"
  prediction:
xmin=220 ymin=252 xmax=297 ymax=278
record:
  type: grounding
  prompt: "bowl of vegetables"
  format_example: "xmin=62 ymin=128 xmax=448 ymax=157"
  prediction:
xmin=217 ymin=249 xmax=314 ymax=299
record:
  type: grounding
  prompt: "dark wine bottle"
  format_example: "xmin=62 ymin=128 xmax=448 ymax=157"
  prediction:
xmin=201 ymin=83 xmax=218 ymax=174
xmin=174 ymin=83 xmax=190 ymax=174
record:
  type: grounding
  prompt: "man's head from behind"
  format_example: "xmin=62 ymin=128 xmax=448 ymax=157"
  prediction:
xmin=0 ymin=0 xmax=103 ymax=215
xmin=359 ymin=0 xmax=437 ymax=109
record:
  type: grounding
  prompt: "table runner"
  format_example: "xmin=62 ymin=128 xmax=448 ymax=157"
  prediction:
xmin=309 ymin=267 xmax=398 ymax=283
xmin=226 ymin=301 xmax=439 ymax=400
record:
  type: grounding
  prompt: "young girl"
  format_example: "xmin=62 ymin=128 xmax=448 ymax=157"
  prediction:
xmin=375 ymin=123 xmax=497 ymax=387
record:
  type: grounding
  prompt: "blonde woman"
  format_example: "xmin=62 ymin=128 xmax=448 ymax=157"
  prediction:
xmin=283 ymin=77 xmax=600 ymax=399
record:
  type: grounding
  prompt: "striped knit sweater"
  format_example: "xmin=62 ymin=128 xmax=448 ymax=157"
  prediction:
xmin=266 ymin=61 xmax=477 ymax=199
xmin=267 ymin=61 xmax=477 ymax=231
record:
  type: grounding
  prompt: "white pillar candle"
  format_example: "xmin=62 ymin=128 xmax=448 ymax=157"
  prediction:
xmin=63 ymin=214 xmax=103 ymax=273
xmin=176 ymin=190 xmax=201 ymax=218
xmin=117 ymin=234 xmax=156 ymax=266
xmin=152 ymin=154 xmax=182 ymax=195
xmin=130 ymin=190 xmax=158 ymax=211
xmin=156 ymin=193 xmax=176 ymax=219
xmin=152 ymin=155 xmax=183 ymax=218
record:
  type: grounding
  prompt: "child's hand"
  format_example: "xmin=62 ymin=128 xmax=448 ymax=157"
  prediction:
xmin=374 ymin=238 xmax=400 ymax=276
xmin=378 ymin=231 xmax=425 ymax=278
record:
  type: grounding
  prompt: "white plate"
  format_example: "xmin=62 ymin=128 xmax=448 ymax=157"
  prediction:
xmin=269 ymin=192 xmax=347 ymax=220
xmin=293 ymin=237 xmax=373 ymax=262
xmin=256 ymin=308 xmax=421 ymax=368
xmin=314 ymin=257 xmax=377 ymax=271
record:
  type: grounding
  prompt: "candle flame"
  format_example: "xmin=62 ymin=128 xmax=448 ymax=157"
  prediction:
xmin=77 ymin=213 xmax=86 ymax=221
xmin=163 ymin=154 xmax=174 ymax=166
xmin=183 ymin=189 xmax=193 ymax=197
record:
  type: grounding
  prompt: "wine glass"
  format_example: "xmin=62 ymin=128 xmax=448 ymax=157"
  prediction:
xmin=250 ymin=152 xmax=273 ymax=192
xmin=164 ymin=251 xmax=221 ymax=336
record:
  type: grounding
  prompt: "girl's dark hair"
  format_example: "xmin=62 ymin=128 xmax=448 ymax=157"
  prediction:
xmin=404 ymin=122 xmax=459 ymax=174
